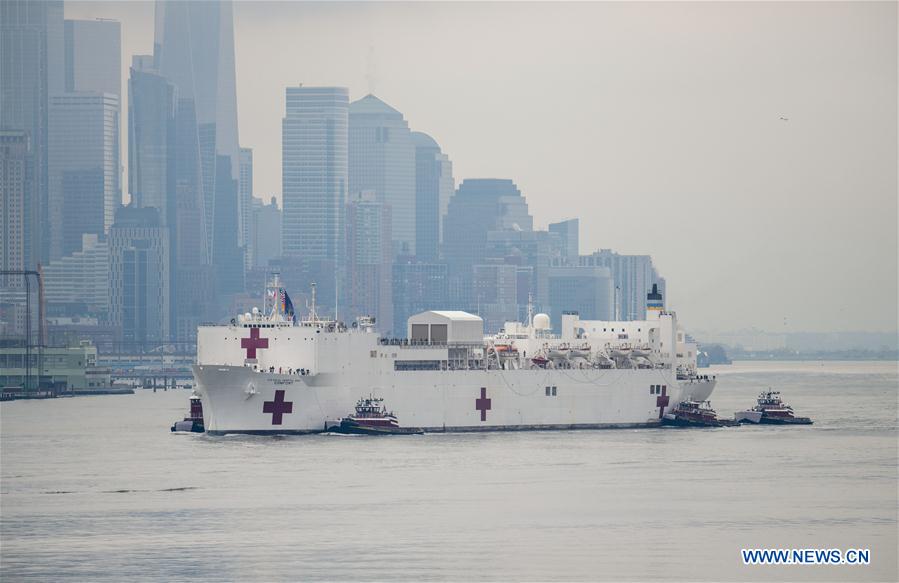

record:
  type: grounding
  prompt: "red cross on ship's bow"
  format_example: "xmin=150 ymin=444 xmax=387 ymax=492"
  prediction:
xmin=263 ymin=390 xmax=293 ymax=425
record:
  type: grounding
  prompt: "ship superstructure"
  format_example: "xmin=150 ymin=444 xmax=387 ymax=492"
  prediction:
xmin=193 ymin=279 xmax=716 ymax=434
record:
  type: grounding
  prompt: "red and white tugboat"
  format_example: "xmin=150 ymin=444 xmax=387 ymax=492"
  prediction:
xmin=331 ymin=396 xmax=423 ymax=435
xmin=662 ymin=400 xmax=723 ymax=427
xmin=735 ymin=390 xmax=813 ymax=425
xmin=171 ymin=393 xmax=205 ymax=433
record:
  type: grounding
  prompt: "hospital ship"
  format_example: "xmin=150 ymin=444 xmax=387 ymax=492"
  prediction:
xmin=192 ymin=281 xmax=715 ymax=434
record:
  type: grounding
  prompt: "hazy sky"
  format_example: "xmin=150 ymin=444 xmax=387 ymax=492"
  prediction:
xmin=65 ymin=1 xmax=897 ymax=334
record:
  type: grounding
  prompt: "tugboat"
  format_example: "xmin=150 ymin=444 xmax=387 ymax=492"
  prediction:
xmin=662 ymin=400 xmax=723 ymax=427
xmin=734 ymin=390 xmax=813 ymax=425
xmin=330 ymin=396 xmax=424 ymax=435
xmin=171 ymin=393 xmax=205 ymax=433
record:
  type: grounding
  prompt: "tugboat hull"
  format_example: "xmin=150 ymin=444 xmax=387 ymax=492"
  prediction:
xmin=662 ymin=414 xmax=722 ymax=428
xmin=734 ymin=410 xmax=763 ymax=424
xmin=757 ymin=416 xmax=813 ymax=425
xmin=171 ymin=420 xmax=205 ymax=433
xmin=330 ymin=419 xmax=423 ymax=435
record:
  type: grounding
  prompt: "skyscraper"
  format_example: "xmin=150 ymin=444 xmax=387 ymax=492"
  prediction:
xmin=108 ymin=206 xmax=170 ymax=344
xmin=346 ymin=191 xmax=392 ymax=330
xmin=42 ymin=233 xmax=109 ymax=317
xmin=64 ymin=19 xmax=121 ymax=97
xmin=547 ymin=265 xmax=614 ymax=328
xmin=154 ymin=0 xmax=243 ymax=296
xmin=60 ymin=17 xmax=121 ymax=255
xmin=0 ymin=131 xmax=29 ymax=288
xmin=252 ymin=196 xmax=281 ymax=269
xmin=349 ymin=95 xmax=416 ymax=256
xmin=0 ymin=0 xmax=64 ymax=268
xmin=239 ymin=147 xmax=253 ymax=268
xmin=128 ymin=55 xmax=174 ymax=218
xmin=575 ymin=250 xmax=665 ymax=320
xmin=282 ymin=86 xmax=348 ymax=262
xmin=442 ymin=178 xmax=533 ymax=309
xmin=548 ymin=218 xmax=579 ymax=259
xmin=48 ymin=92 xmax=119 ymax=259
xmin=282 ymin=86 xmax=348 ymax=317
xmin=392 ymin=260 xmax=448 ymax=337
xmin=484 ymin=228 xmax=564 ymax=311
xmin=472 ymin=262 xmax=519 ymax=333
xmin=128 ymin=54 xmax=214 ymax=341
xmin=411 ymin=131 xmax=453 ymax=262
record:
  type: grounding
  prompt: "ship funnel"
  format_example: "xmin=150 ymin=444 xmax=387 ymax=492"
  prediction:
xmin=647 ymin=283 xmax=664 ymax=313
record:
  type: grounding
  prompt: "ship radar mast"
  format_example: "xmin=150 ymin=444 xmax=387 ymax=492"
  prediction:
xmin=527 ymin=292 xmax=534 ymax=332
xmin=264 ymin=272 xmax=284 ymax=320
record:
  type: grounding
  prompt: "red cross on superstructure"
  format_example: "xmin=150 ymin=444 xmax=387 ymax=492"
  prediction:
xmin=656 ymin=385 xmax=670 ymax=419
xmin=263 ymin=389 xmax=293 ymax=425
xmin=475 ymin=387 xmax=492 ymax=422
xmin=241 ymin=327 xmax=269 ymax=359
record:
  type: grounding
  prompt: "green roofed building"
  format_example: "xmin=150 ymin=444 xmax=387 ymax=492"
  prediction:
xmin=0 ymin=340 xmax=109 ymax=393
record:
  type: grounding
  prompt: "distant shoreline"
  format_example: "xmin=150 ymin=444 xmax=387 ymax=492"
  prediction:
xmin=723 ymin=356 xmax=899 ymax=363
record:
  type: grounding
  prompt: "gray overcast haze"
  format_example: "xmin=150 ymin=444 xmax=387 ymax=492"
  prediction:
xmin=65 ymin=1 xmax=898 ymax=334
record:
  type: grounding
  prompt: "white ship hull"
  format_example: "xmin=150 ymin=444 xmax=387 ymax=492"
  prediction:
xmin=193 ymin=364 xmax=716 ymax=434
xmin=680 ymin=377 xmax=716 ymax=402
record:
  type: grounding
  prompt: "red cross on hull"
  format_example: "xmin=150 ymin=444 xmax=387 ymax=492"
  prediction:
xmin=656 ymin=386 xmax=670 ymax=419
xmin=241 ymin=327 xmax=269 ymax=360
xmin=263 ymin=389 xmax=293 ymax=425
xmin=475 ymin=387 xmax=492 ymax=422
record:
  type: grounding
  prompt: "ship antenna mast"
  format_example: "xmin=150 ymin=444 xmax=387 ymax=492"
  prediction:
xmin=614 ymin=285 xmax=620 ymax=321
xmin=273 ymin=272 xmax=282 ymax=319
xmin=527 ymin=292 xmax=534 ymax=328
xmin=262 ymin=270 xmax=268 ymax=318
xmin=310 ymin=282 xmax=317 ymax=322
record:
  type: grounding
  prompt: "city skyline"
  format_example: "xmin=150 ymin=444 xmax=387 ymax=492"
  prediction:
xmin=33 ymin=1 xmax=899 ymax=334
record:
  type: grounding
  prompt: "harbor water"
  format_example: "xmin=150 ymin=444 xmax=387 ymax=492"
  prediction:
xmin=1 ymin=361 xmax=897 ymax=581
